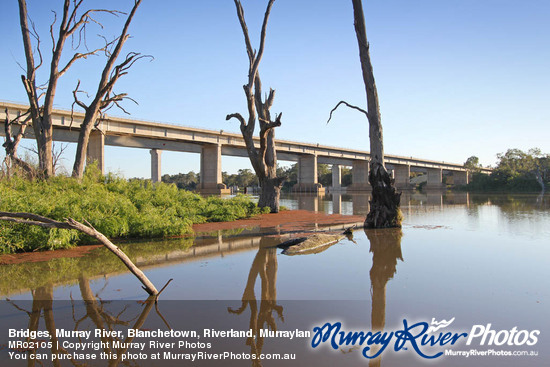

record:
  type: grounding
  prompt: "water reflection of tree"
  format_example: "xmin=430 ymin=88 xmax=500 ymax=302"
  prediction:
xmin=9 ymin=278 xmax=158 ymax=367
xmin=365 ymin=228 xmax=403 ymax=367
xmin=228 ymin=241 xmax=283 ymax=367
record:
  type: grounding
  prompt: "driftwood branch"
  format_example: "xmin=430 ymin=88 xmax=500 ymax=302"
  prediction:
xmin=326 ymin=100 xmax=368 ymax=124
xmin=0 ymin=211 xmax=159 ymax=296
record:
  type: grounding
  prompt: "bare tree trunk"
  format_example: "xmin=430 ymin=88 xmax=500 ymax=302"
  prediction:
xmin=72 ymin=0 xmax=145 ymax=179
xmin=258 ymin=177 xmax=282 ymax=211
xmin=351 ymin=0 xmax=402 ymax=228
xmin=226 ymin=0 xmax=285 ymax=213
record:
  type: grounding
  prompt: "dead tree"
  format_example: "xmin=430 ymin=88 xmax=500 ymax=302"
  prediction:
xmin=226 ymin=0 xmax=285 ymax=213
xmin=71 ymin=0 xmax=147 ymax=179
xmin=2 ymin=108 xmax=35 ymax=176
xmin=328 ymin=0 xmax=401 ymax=228
xmin=17 ymin=0 xmax=127 ymax=178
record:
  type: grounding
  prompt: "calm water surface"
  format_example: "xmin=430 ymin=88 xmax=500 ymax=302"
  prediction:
xmin=1 ymin=191 xmax=548 ymax=366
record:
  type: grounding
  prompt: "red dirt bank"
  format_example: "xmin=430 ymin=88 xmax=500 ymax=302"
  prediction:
xmin=0 ymin=210 xmax=364 ymax=265
xmin=193 ymin=210 xmax=364 ymax=234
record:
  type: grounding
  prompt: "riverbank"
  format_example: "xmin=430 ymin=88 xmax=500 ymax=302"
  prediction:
xmin=0 ymin=210 xmax=364 ymax=265
xmin=0 ymin=171 xmax=270 ymax=253
xmin=193 ymin=210 xmax=364 ymax=234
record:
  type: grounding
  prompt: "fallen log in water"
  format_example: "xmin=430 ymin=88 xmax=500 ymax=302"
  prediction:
xmin=278 ymin=233 xmax=345 ymax=256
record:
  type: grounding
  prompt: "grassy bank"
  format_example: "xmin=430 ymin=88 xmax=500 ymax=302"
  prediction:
xmin=0 ymin=168 xmax=269 ymax=254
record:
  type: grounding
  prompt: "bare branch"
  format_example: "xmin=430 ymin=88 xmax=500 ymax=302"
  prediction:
xmin=326 ymin=100 xmax=368 ymax=124
xmin=67 ymin=9 xmax=123 ymax=37
xmin=72 ymin=80 xmax=88 ymax=110
xmin=49 ymin=10 xmax=57 ymax=51
xmin=52 ymin=142 xmax=69 ymax=174
xmin=234 ymin=0 xmax=255 ymax=63
xmin=259 ymin=112 xmax=282 ymax=131
xmin=58 ymin=48 xmax=102 ymax=78
xmin=264 ymin=88 xmax=276 ymax=110
xmin=0 ymin=211 xmax=159 ymax=296
xmin=29 ymin=20 xmax=43 ymax=71
xmin=226 ymin=113 xmax=246 ymax=129
xmin=248 ymin=0 xmax=275 ymax=88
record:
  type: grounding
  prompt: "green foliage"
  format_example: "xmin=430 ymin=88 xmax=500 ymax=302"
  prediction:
xmin=0 ymin=166 xmax=269 ymax=253
xmin=466 ymin=148 xmax=549 ymax=192
xmin=464 ymin=156 xmax=482 ymax=173
xmin=223 ymin=169 xmax=259 ymax=189
xmin=161 ymin=171 xmax=199 ymax=190
xmin=318 ymin=164 xmax=332 ymax=187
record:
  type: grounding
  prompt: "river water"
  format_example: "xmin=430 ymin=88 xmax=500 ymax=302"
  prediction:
xmin=0 ymin=191 xmax=548 ymax=366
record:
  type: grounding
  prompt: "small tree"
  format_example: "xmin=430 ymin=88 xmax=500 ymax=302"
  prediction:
xmin=226 ymin=0 xmax=285 ymax=213
xmin=328 ymin=0 xmax=401 ymax=228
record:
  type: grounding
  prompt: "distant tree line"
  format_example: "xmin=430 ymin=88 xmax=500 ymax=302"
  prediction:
xmin=160 ymin=164 xmax=353 ymax=193
xmin=465 ymin=148 xmax=548 ymax=192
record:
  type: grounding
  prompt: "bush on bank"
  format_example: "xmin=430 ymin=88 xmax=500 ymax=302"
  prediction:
xmin=0 ymin=167 xmax=269 ymax=254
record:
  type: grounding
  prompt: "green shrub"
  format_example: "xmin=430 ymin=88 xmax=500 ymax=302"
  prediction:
xmin=0 ymin=167 xmax=267 ymax=253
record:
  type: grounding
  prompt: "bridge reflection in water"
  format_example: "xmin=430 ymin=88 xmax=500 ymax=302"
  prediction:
xmin=281 ymin=190 xmax=470 ymax=216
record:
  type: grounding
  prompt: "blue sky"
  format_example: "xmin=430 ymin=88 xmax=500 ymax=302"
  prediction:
xmin=1 ymin=0 xmax=549 ymax=177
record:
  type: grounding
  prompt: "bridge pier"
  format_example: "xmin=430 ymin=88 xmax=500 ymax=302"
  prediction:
xmin=331 ymin=164 xmax=344 ymax=192
xmin=199 ymin=143 xmax=230 ymax=194
xmin=87 ymin=131 xmax=105 ymax=174
xmin=150 ymin=149 xmax=162 ymax=183
xmin=426 ymin=168 xmax=444 ymax=189
xmin=394 ymin=164 xmax=412 ymax=190
xmin=332 ymin=193 xmax=342 ymax=214
xmin=348 ymin=160 xmax=371 ymax=191
xmin=453 ymin=171 xmax=469 ymax=186
xmin=292 ymin=154 xmax=325 ymax=193
xmin=352 ymin=193 xmax=370 ymax=216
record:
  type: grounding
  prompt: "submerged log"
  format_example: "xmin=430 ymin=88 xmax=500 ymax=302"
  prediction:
xmin=278 ymin=233 xmax=345 ymax=256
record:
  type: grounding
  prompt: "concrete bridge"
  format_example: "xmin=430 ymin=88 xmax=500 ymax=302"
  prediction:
xmin=1 ymin=101 xmax=488 ymax=193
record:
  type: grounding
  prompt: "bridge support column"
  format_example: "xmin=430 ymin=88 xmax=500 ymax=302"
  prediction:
xmin=348 ymin=160 xmax=370 ymax=191
xmin=292 ymin=154 xmax=325 ymax=193
xmin=331 ymin=164 xmax=344 ymax=192
xmin=87 ymin=131 xmax=104 ymax=174
xmin=394 ymin=164 xmax=412 ymax=190
xmin=332 ymin=193 xmax=342 ymax=214
xmin=200 ymin=143 xmax=230 ymax=194
xmin=427 ymin=191 xmax=443 ymax=207
xmin=426 ymin=168 xmax=444 ymax=189
xmin=150 ymin=149 xmax=162 ymax=183
xmin=453 ymin=171 xmax=469 ymax=186
xmin=352 ymin=193 xmax=370 ymax=216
